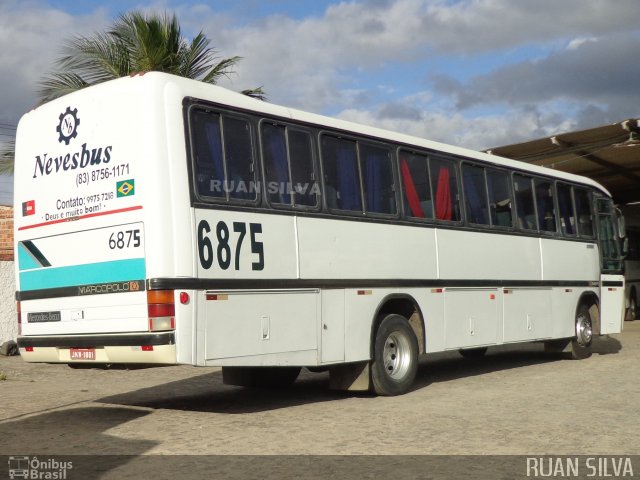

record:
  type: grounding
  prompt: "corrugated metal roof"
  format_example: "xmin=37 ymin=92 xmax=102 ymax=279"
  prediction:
xmin=486 ymin=119 xmax=640 ymax=204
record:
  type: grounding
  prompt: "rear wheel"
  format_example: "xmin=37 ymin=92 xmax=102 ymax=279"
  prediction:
xmin=570 ymin=304 xmax=593 ymax=360
xmin=371 ymin=314 xmax=419 ymax=396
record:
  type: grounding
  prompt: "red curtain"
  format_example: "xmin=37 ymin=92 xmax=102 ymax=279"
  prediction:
xmin=435 ymin=167 xmax=452 ymax=220
xmin=400 ymin=159 xmax=425 ymax=218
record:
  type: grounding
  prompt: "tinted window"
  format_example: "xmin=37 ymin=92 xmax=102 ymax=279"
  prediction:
xmin=514 ymin=174 xmax=536 ymax=230
xmin=321 ymin=136 xmax=362 ymax=211
xmin=487 ymin=168 xmax=513 ymax=227
xmin=574 ymin=188 xmax=594 ymax=237
xmin=261 ymin=124 xmax=318 ymax=208
xmin=262 ymin=123 xmax=290 ymax=204
xmin=289 ymin=130 xmax=317 ymax=207
xmin=399 ymin=151 xmax=433 ymax=219
xmin=462 ymin=164 xmax=489 ymax=225
xmin=535 ymin=179 xmax=556 ymax=233
xmin=224 ymin=116 xmax=255 ymax=201
xmin=429 ymin=156 xmax=460 ymax=221
xmin=361 ymin=144 xmax=396 ymax=215
xmin=192 ymin=111 xmax=225 ymax=198
xmin=557 ymin=183 xmax=576 ymax=235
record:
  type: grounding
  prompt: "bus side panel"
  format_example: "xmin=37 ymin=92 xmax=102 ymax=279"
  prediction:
xmin=297 ymin=217 xmax=437 ymax=279
xmin=437 ymin=229 xmax=541 ymax=280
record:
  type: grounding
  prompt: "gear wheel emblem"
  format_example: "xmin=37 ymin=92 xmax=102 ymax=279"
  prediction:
xmin=56 ymin=107 xmax=80 ymax=145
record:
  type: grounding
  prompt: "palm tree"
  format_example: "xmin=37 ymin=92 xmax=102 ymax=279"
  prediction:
xmin=0 ymin=140 xmax=14 ymax=174
xmin=0 ymin=10 xmax=264 ymax=172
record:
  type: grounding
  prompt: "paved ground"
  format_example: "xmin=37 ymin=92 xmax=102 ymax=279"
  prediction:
xmin=0 ymin=322 xmax=638 ymax=478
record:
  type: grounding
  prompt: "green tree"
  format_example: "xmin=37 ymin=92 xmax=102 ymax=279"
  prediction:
xmin=0 ymin=10 xmax=264 ymax=173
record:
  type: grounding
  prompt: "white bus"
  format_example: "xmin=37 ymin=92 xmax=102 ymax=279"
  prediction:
xmin=14 ymin=73 xmax=626 ymax=395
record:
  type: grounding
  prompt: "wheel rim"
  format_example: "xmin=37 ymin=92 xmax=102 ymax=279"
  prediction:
xmin=382 ymin=331 xmax=412 ymax=379
xmin=575 ymin=312 xmax=593 ymax=347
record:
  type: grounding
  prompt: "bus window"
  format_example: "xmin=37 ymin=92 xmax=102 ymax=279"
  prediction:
xmin=557 ymin=183 xmax=576 ymax=235
xmin=574 ymin=188 xmax=594 ymax=238
xmin=487 ymin=168 xmax=513 ymax=227
xmin=262 ymin=124 xmax=318 ymax=208
xmin=321 ymin=135 xmax=362 ymax=212
xmin=462 ymin=163 xmax=489 ymax=225
xmin=429 ymin=156 xmax=460 ymax=221
xmin=192 ymin=110 xmax=225 ymax=198
xmin=360 ymin=144 xmax=396 ymax=215
xmin=262 ymin=123 xmax=291 ymax=205
xmin=399 ymin=151 xmax=433 ymax=219
xmin=224 ymin=116 xmax=256 ymax=201
xmin=535 ymin=179 xmax=557 ymax=233
xmin=513 ymin=174 xmax=537 ymax=230
xmin=289 ymin=130 xmax=317 ymax=207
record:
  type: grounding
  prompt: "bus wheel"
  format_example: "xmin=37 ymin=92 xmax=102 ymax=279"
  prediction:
xmin=570 ymin=304 xmax=593 ymax=360
xmin=459 ymin=347 xmax=488 ymax=359
xmin=629 ymin=293 xmax=638 ymax=321
xmin=371 ymin=314 xmax=418 ymax=396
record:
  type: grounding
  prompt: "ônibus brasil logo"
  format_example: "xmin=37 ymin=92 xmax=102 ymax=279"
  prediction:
xmin=56 ymin=106 xmax=80 ymax=145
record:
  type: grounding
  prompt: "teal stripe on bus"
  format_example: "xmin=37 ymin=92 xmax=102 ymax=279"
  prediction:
xmin=19 ymin=258 xmax=146 ymax=291
xmin=17 ymin=243 xmax=42 ymax=271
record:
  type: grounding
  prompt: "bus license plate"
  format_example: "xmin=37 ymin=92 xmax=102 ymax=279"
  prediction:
xmin=70 ymin=348 xmax=96 ymax=360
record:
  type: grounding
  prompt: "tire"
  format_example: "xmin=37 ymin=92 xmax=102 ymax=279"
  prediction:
xmin=629 ymin=293 xmax=638 ymax=321
xmin=459 ymin=347 xmax=488 ymax=359
xmin=371 ymin=314 xmax=419 ymax=396
xmin=570 ymin=304 xmax=593 ymax=360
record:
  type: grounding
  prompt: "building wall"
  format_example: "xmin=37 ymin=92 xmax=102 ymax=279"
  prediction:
xmin=0 ymin=206 xmax=16 ymax=342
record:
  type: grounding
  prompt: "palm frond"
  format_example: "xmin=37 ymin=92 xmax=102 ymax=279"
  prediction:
xmin=37 ymin=9 xmax=267 ymax=104
xmin=0 ymin=140 xmax=15 ymax=175
xmin=38 ymin=72 xmax=90 ymax=104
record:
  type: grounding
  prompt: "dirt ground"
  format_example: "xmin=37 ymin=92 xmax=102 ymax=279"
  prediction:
xmin=0 ymin=322 xmax=638 ymax=478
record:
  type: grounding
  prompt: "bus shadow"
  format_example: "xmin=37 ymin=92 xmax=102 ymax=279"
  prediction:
xmin=98 ymin=369 xmax=350 ymax=414
xmin=412 ymin=335 xmax=623 ymax=390
xmin=98 ymin=336 xmax=622 ymax=412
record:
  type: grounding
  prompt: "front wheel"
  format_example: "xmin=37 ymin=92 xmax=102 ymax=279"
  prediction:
xmin=570 ymin=304 xmax=593 ymax=360
xmin=371 ymin=314 xmax=419 ymax=396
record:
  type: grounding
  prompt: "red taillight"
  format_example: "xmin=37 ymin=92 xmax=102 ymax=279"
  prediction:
xmin=147 ymin=289 xmax=175 ymax=332
xmin=147 ymin=303 xmax=175 ymax=317
xmin=141 ymin=345 xmax=154 ymax=351
xmin=179 ymin=292 xmax=190 ymax=305
xmin=25 ymin=346 xmax=33 ymax=352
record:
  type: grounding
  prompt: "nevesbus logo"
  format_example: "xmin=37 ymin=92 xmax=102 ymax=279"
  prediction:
xmin=30 ymin=107 xmax=113 ymax=179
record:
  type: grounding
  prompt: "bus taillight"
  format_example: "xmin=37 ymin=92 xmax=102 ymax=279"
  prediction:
xmin=147 ymin=290 xmax=175 ymax=331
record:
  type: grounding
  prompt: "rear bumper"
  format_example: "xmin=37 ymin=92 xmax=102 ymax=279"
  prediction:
xmin=17 ymin=332 xmax=176 ymax=364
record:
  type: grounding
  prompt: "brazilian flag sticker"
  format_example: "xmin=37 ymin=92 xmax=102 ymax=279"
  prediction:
xmin=116 ymin=179 xmax=135 ymax=197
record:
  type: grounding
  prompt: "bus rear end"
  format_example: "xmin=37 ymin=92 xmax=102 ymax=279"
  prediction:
xmin=14 ymin=76 xmax=178 ymax=366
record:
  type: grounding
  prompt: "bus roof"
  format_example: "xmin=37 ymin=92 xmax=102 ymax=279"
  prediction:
xmin=23 ymin=72 xmax=611 ymax=197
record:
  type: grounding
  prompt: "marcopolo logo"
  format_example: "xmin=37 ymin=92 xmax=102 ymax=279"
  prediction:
xmin=56 ymin=107 xmax=80 ymax=145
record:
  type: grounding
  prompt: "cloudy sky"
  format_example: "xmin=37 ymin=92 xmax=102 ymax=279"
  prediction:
xmin=1 ymin=0 xmax=639 ymax=205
